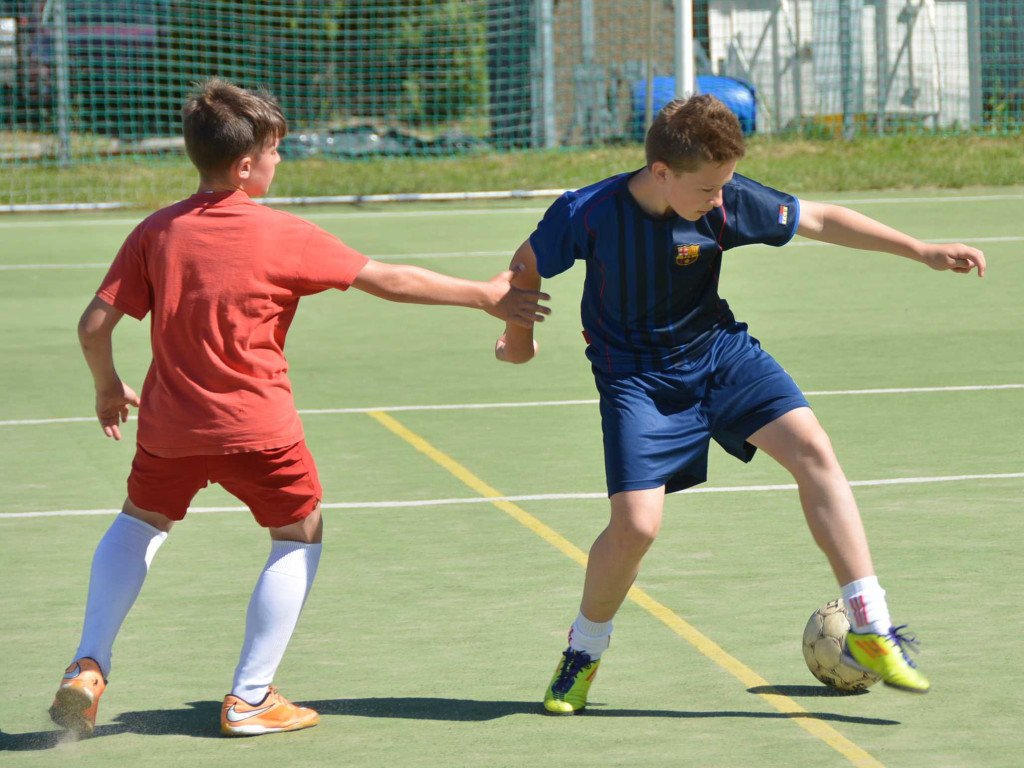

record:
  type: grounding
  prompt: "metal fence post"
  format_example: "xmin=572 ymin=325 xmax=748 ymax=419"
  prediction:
xmin=875 ymin=0 xmax=888 ymax=135
xmin=52 ymin=0 xmax=71 ymax=165
xmin=839 ymin=0 xmax=855 ymax=139
xmin=539 ymin=0 xmax=556 ymax=149
xmin=580 ymin=0 xmax=596 ymax=143
xmin=675 ymin=0 xmax=695 ymax=98
xmin=967 ymin=0 xmax=982 ymax=129
xmin=645 ymin=0 xmax=655 ymax=131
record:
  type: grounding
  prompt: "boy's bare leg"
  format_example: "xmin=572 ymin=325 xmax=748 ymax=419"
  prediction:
xmin=580 ymin=487 xmax=666 ymax=622
xmin=269 ymin=504 xmax=323 ymax=544
xmin=123 ymin=496 xmax=175 ymax=531
xmin=746 ymin=407 xmax=874 ymax=585
xmin=544 ymin=487 xmax=666 ymax=713
xmin=747 ymin=407 xmax=932 ymax=692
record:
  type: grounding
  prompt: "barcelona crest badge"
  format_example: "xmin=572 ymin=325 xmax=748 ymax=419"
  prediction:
xmin=675 ymin=244 xmax=700 ymax=266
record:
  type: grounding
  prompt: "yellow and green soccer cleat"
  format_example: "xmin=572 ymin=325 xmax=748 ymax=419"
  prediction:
xmin=843 ymin=625 xmax=930 ymax=693
xmin=543 ymin=648 xmax=600 ymax=714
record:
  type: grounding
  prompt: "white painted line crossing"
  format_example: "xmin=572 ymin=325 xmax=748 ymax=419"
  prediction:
xmin=4 ymin=384 xmax=1020 ymax=428
xmin=0 ymin=250 xmax=510 ymax=270
xmin=2 ymin=190 xmax=1023 ymax=228
xmin=3 ymin=234 xmax=1020 ymax=271
xmin=0 ymin=207 xmax=549 ymax=229
xmin=2 ymin=471 xmax=1022 ymax=520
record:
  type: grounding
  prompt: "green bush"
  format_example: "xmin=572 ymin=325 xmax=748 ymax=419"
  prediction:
xmin=161 ymin=0 xmax=488 ymax=129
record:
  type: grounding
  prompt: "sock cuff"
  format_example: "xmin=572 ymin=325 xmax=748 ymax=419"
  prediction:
xmin=266 ymin=540 xmax=322 ymax=576
xmin=117 ymin=512 xmax=168 ymax=540
xmin=841 ymin=575 xmax=882 ymax=600
xmin=111 ymin=513 xmax=168 ymax=567
xmin=574 ymin=611 xmax=613 ymax=638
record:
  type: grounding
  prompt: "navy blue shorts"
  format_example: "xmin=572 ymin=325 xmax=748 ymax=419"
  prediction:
xmin=595 ymin=325 xmax=809 ymax=496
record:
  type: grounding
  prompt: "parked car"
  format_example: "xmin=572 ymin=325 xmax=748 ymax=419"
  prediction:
xmin=4 ymin=0 xmax=168 ymax=136
xmin=0 ymin=15 xmax=15 ymax=86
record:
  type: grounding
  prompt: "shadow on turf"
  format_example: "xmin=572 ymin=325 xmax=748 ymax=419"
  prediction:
xmin=304 ymin=697 xmax=899 ymax=726
xmin=0 ymin=695 xmax=897 ymax=749
xmin=0 ymin=701 xmax=223 ymax=750
xmin=747 ymin=684 xmax=872 ymax=698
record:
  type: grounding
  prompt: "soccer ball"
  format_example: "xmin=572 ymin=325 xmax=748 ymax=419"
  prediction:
xmin=802 ymin=599 xmax=881 ymax=692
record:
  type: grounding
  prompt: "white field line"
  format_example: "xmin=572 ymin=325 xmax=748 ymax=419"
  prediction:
xmin=0 ymin=208 xmax=550 ymax=229
xmin=3 ymin=234 xmax=1020 ymax=271
xmin=3 ymin=384 xmax=1021 ymax=428
xmin=0 ymin=250 xmax=510 ymax=271
xmin=3 ymin=471 xmax=1022 ymax=520
xmin=785 ymin=235 xmax=1022 ymax=248
xmin=2 ymin=191 xmax=1024 ymax=228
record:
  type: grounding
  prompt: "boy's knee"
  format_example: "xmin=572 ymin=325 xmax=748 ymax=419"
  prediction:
xmin=789 ymin=429 xmax=839 ymax=474
xmin=270 ymin=504 xmax=323 ymax=544
xmin=122 ymin=497 xmax=175 ymax=532
xmin=608 ymin=491 xmax=664 ymax=553
xmin=611 ymin=516 xmax=661 ymax=553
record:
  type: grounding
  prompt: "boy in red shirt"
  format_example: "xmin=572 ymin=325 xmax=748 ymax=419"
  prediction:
xmin=50 ymin=78 xmax=549 ymax=738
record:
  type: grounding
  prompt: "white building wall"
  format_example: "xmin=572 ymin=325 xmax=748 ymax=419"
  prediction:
xmin=707 ymin=0 xmax=970 ymax=132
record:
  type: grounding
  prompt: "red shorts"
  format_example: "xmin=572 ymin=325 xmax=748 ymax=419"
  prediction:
xmin=127 ymin=441 xmax=322 ymax=528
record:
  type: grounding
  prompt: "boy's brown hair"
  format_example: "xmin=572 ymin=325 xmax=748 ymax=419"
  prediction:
xmin=182 ymin=78 xmax=288 ymax=175
xmin=645 ymin=94 xmax=746 ymax=173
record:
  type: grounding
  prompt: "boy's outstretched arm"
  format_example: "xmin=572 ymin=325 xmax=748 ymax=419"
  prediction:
xmin=78 ymin=295 xmax=140 ymax=440
xmin=797 ymin=200 xmax=986 ymax=277
xmin=495 ymin=240 xmax=542 ymax=364
xmin=351 ymin=259 xmax=550 ymax=328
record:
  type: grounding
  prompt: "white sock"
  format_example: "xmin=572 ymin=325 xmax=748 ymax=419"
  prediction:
xmin=841 ymin=575 xmax=892 ymax=635
xmin=231 ymin=540 xmax=321 ymax=705
xmin=74 ymin=514 xmax=168 ymax=677
xmin=568 ymin=611 xmax=612 ymax=660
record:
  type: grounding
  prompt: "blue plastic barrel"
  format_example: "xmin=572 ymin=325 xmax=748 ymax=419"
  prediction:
xmin=630 ymin=75 xmax=757 ymax=139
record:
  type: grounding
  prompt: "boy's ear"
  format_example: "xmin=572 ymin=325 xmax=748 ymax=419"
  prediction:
xmin=233 ymin=154 xmax=254 ymax=181
xmin=650 ymin=160 xmax=673 ymax=184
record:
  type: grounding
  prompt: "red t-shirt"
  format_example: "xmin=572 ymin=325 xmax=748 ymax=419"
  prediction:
xmin=97 ymin=190 xmax=369 ymax=457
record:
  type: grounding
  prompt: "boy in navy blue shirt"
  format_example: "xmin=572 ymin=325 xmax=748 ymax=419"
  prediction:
xmin=496 ymin=95 xmax=986 ymax=712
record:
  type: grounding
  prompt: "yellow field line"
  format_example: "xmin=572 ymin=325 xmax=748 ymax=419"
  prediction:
xmin=367 ymin=410 xmax=887 ymax=768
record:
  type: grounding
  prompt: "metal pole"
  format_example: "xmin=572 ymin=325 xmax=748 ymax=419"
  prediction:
xmin=52 ymin=0 xmax=71 ymax=165
xmin=966 ymin=0 xmax=982 ymax=129
xmin=674 ymin=0 xmax=695 ymax=98
xmin=771 ymin=4 xmax=781 ymax=133
xmin=645 ymin=0 xmax=655 ymax=129
xmin=875 ymin=0 xmax=888 ymax=134
xmin=839 ymin=0 xmax=855 ymax=140
xmin=580 ymin=0 xmax=596 ymax=143
xmin=788 ymin=0 xmax=803 ymax=128
xmin=531 ymin=0 xmax=542 ymax=147
xmin=539 ymin=0 xmax=556 ymax=148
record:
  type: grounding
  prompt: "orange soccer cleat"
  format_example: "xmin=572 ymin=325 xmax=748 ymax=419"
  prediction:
xmin=49 ymin=658 xmax=107 ymax=736
xmin=220 ymin=687 xmax=320 ymax=736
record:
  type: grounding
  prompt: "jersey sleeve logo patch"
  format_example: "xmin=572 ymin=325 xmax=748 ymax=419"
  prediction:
xmin=778 ymin=205 xmax=789 ymax=225
xmin=675 ymin=244 xmax=701 ymax=266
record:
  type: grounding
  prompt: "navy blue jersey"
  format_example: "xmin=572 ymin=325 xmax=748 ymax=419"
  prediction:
xmin=529 ymin=170 xmax=799 ymax=373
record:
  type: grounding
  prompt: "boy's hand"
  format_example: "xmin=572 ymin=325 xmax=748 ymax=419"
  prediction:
xmin=95 ymin=380 xmax=141 ymax=440
xmin=486 ymin=267 xmax=551 ymax=328
xmin=919 ymin=243 xmax=986 ymax=277
xmin=495 ymin=333 xmax=539 ymax=364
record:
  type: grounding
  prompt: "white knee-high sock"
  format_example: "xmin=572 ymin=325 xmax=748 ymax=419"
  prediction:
xmin=74 ymin=514 xmax=168 ymax=677
xmin=231 ymin=540 xmax=321 ymax=705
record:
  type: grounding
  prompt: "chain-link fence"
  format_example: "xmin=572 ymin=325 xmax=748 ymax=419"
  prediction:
xmin=711 ymin=0 xmax=1024 ymax=136
xmin=1 ymin=0 xmax=1021 ymax=207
